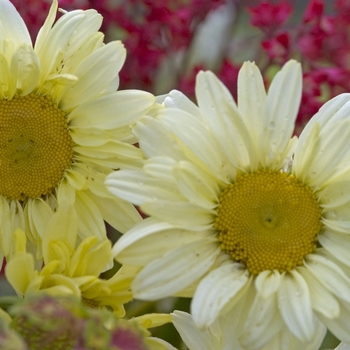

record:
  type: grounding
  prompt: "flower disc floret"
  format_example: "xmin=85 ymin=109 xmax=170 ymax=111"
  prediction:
xmin=215 ymin=169 xmax=322 ymax=274
xmin=0 ymin=94 xmax=73 ymax=201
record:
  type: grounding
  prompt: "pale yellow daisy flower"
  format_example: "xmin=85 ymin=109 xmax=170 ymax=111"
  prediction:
xmin=106 ymin=60 xmax=350 ymax=346
xmin=5 ymin=207 xmax=136 ymax=317
xmin=0 ymin=0 xmax=154 ymax=263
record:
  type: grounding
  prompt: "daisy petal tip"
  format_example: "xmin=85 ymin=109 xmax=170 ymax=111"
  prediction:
xmin=242 ymin=60 xmax=255 ymax=67
xmin=280 ymin=60 xmax=302 ymax=81
xmin=196 ymin=69 xmax=216 ymax=84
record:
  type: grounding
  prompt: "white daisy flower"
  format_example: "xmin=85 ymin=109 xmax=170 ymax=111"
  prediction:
xmin=0 ymin=0 xmax=154 ymax=262
xmin=106 ymin=60 xmax=350 ymax=346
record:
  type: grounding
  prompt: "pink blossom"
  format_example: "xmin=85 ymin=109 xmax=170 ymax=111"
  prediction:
xmin=249 ymin=1 xmax=293 ymax=35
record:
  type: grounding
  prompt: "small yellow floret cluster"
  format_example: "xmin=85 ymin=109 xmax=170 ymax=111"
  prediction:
xmin=214 ymin=169 xmax=322 ymax=275
xmin=82 ymin=297 xmax=100 ymax=309
xmin=0 ymin=94 xmax=74 ymax=201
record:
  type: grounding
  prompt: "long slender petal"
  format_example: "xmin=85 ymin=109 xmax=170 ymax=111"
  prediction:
xmin=278 ymin=270 xmax=316 ymax=342
xmin=132 ymin=239 xmax=219 ymax=299
xmin=192 ymin=263 xmax=250 ymax=328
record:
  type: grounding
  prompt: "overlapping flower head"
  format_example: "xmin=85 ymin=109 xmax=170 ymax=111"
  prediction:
xmin=0 ymin=0 xmax=155 ymax=264
xmin=5 ymin=206 xmax=135 ymax=316
xmin=106 ymin=60 xmax=350 ymax=348
xmin=2 ymin=205 xmax=174 ymax=349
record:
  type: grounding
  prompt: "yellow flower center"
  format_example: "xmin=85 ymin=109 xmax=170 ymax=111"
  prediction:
xmin=0 ymin=94 xmax=74 ymax=201
xmin=214 ymin=169 xmax=322 ymax=275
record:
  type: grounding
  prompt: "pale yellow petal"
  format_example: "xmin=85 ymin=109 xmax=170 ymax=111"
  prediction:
xmin=34 ymin=0 xmax=58 ymax=52
xmin=133 ymin=239 xmax=219 ymax=300
xmin=42 ymin=204 xmax=78 ymax=263
xmin=10 ymin=44 xmax=40 ymax=95
xmin=74 ymin=190 xmax=106 ymax=241
xmin=59 ymin=41 xmax=126 ymax=110
xmin=0 ymin=0 xmax=31 ymax=46
xmin=68 ymin=90 xmax=155 ymax=129
xmin=68 ymin=237 xmax=110 ymax=277
xmin=5 ymin=251 xmax=35 ymax=296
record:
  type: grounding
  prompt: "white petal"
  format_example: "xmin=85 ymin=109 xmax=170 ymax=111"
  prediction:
xmin=298 ymin=266 xmax=340 ymax=319
xmin=67 ymin=90 xmax=155 ymax=128
xmin=260 ymin=320 xmax=326 ymax=350
xmin=26 ymin=198 xmax=54 ymax=239
xmin=59 ymin=41 xmax=126 ymax=110
xmin=106 ymin=169 xmax=181 ymax=205
xmin=10 ymin=200 xmax=25 ymax=232
xmin=34 ymin=0 xmax=58 ymax=51
xmin=291 ymin=114 xmax=317 ymax=180
xmin=45 ymin=193 xmax=58 ymax=213
xmin=132 ymin=239 xmax=219 ymax=299
xmin=304 ymin=252 xmax=350 ymax=303
xmin=318 ymin=299 xmax=350 ymax=344
xmin=173 ymin=161 xmax=219 ymax=209
xmin=254 ymin=270 xmax=281 ymax=298
xmin=294 ymin=119 xmax=350 ymax=188
xmin=0 ymin=0 xmax=31 ymax=46
xmin=300 ymin=93 xmax=350 ymax=133
xmin=86 ymin=190 xmax=142 ymax=233
xmin=74 ymin=190 xmax=106 ymax=241
xmin=10 ymin=44 xmax=40 ymax=95
xmin=113 ymin=217 xmax=213 ymax=266
xmin=113 ymin=217 xmax=177 ymax=256
xmin=70 ymin=127 xmax=113 ymax=147
xmin=172 ymin=311 xmax=217 ymax=350
xmin=305 ymin=322 xmax=327 ymax=350
xmin=159 ymin=108 xmax=224 ymax=176
xmin=37 ymin=10 xmax=90 ymax=82
xmin=141 ymin=200 xmax=215 ymax=230
xmin=51 ymin=11 xmax=102 ymax=71
xmin=322 ymin=217 xmax=350 ymax=234
xmin=238 ymin=61 xmax=266 ymax=137
xmin=196 ymin=71 xmax=256 ymax=173
xmin=73 ymin=140 xmax=144 ymax=171
xmin=318 ymin=176 xmax=350 ymax=209
xmin=241 ymin=292 xmax=283 ymax=349
xmin=143 ymin=157 xmax=178 ymax=183
xmin=57 ymin=178 xmax=76 ymax=206
xmin=192 ymin=262 xmax=250 ymax=327
xmin=278 ymin=270 xmax=316 ymax=342
xmin=163 ymin=89 xmax=202 ymax=120
xmin=319 ymin=230 xmax=350 ymax=267
xmin=0 ymin=52 xmax=15 ymax=98
xmin=75 ymin=153 xmax=143 ymax=170
xmin=73 ymin=139 xmax=143 ymax=162
xmin=134 ymin=116 xmax=187 ymax=160
xmin=64 ymin=167 xmax=88 ymax=191
xmin=261 ymin=60 xmax=302 ymax=167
